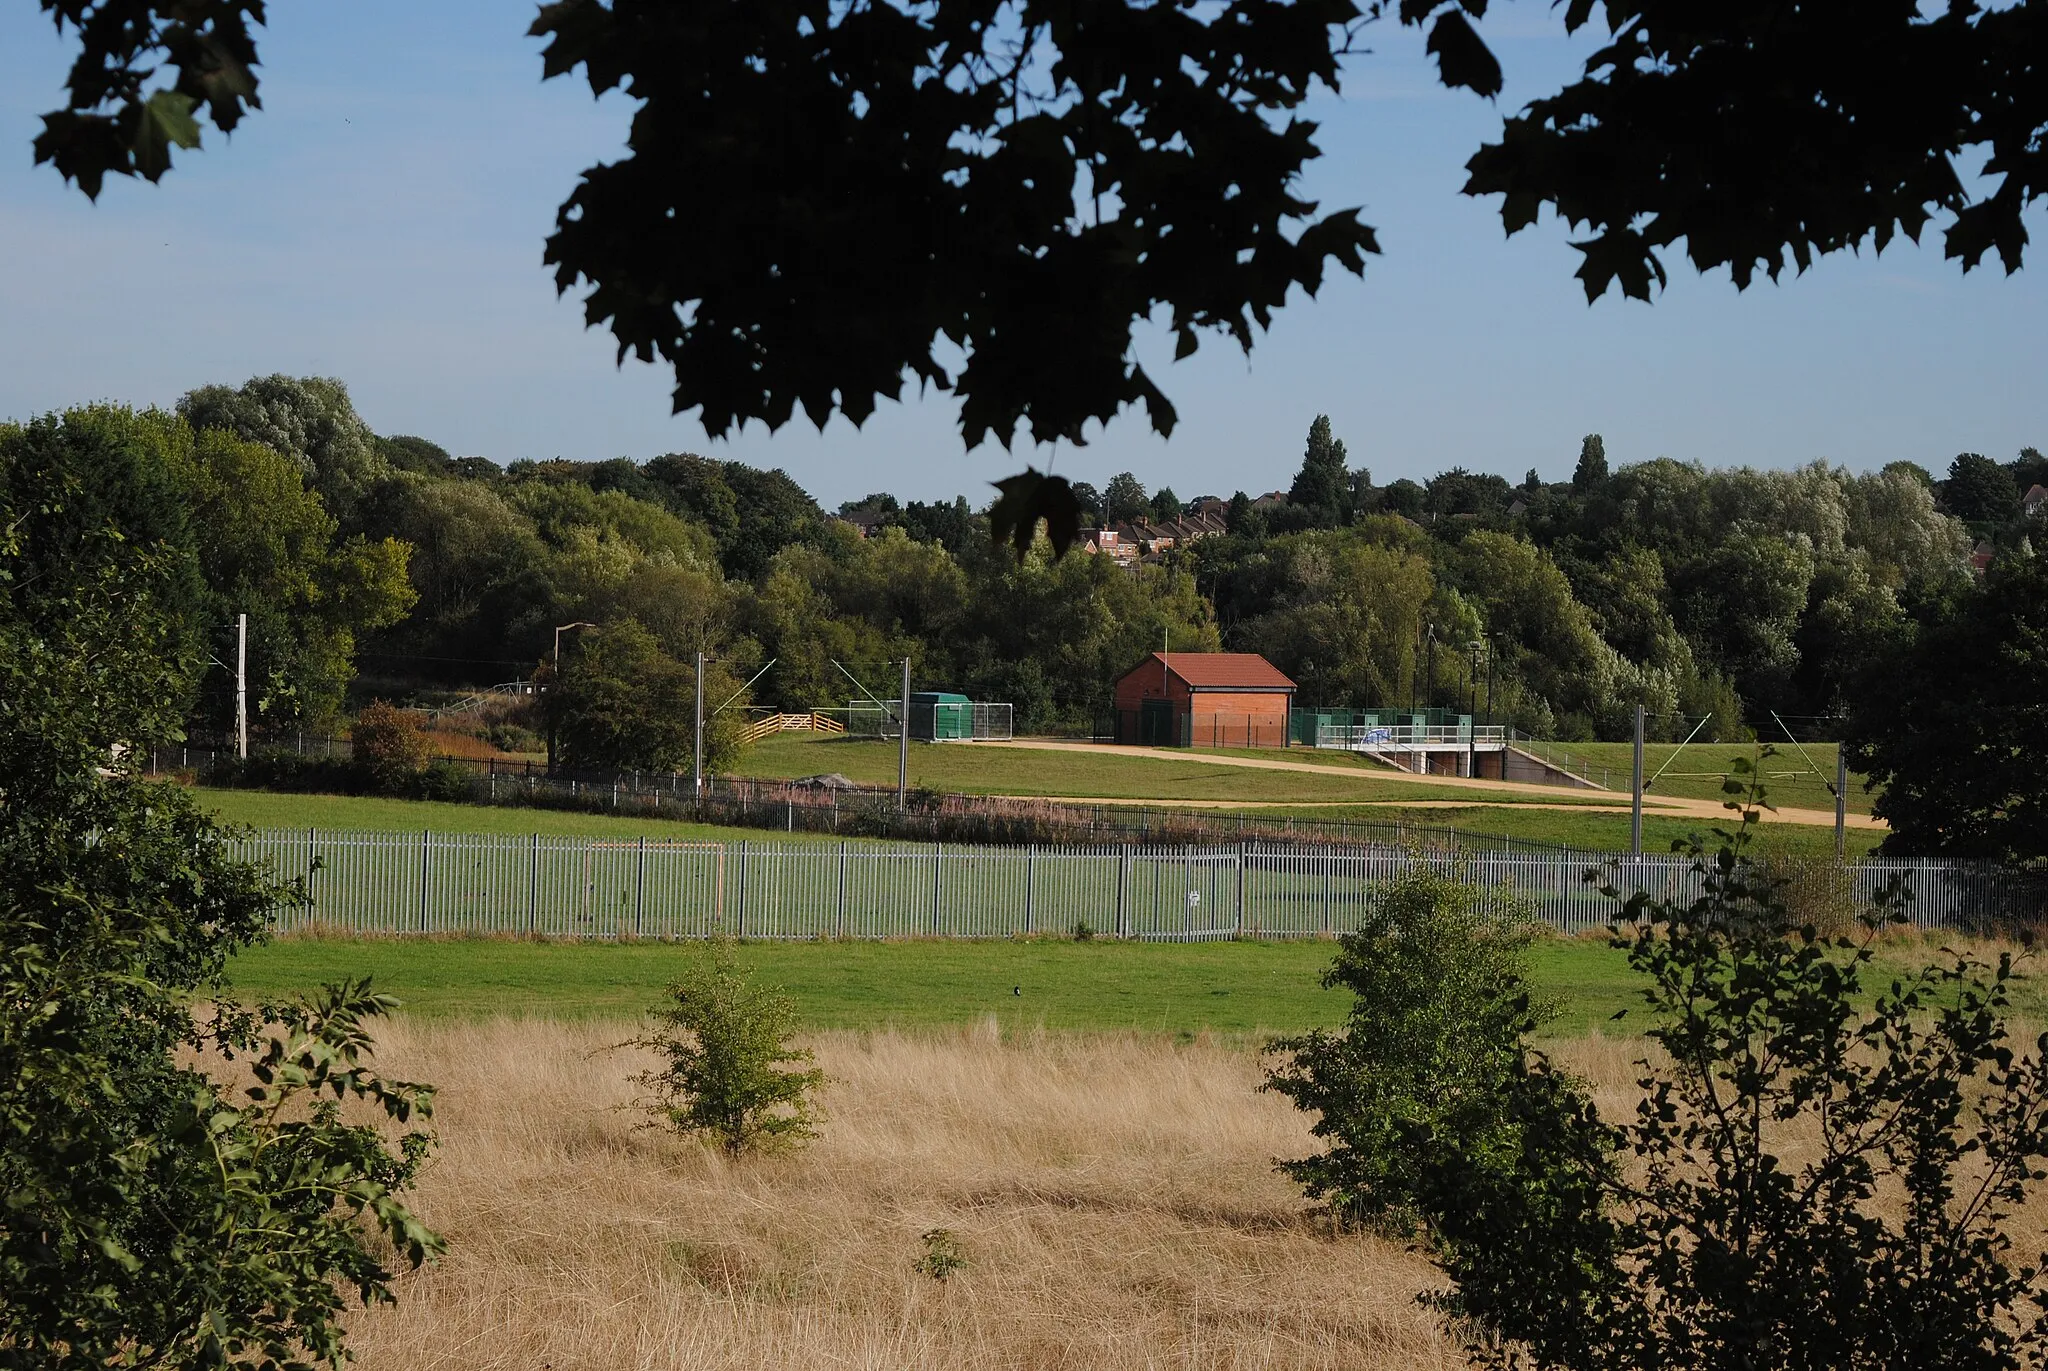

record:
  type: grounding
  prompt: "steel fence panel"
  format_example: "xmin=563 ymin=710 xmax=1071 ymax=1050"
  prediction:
xmin=227 ymin=829 xmax=2044 ymax=940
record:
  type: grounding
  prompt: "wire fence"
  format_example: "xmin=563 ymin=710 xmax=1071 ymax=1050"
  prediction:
xmin=235 ymin=829 xmax=2045 ymax=940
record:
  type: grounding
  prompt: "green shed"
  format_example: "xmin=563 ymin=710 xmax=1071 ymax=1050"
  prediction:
xmin=910 ymin=691 xmax=973 ymax=741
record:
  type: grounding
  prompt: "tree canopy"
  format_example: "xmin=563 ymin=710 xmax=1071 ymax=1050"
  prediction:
xmin=30 ymin=1 xmax=2046 ymax=550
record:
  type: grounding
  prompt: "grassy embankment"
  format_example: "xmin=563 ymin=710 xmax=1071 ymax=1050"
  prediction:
xmin=737 ymin=733 xmax=1617 ymax=807
xmin=1236 ymin=802 xmax=1887 ymax=859
xmin=1517 ymin=739 xmax=1872 ymax=813
xmin=194 ymin=787 xmax=858 ymax=843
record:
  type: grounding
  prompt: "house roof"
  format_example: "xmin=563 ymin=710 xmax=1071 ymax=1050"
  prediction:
xmin=1140 ymin=652 xmax=1296 ymax=691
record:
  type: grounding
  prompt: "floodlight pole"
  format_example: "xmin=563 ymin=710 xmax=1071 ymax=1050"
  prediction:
xmin=1467 ymin=641 xmax=1479 ymax=779
xmin=1630 ymin=705 xmax=1645 ymax=858
xmin=1835 ymin=747 xmax=1848 ymax=860
xmin=235 ymin=612 xmax=248 ymax=760
xmin=1485 ymin=634 xmax=1498 ymax=728
xmin=546 ymin=621 xmax=596 ymax=774
xmin=694 ymin=651 xmax=707 ymax=796
xmin=898 ymin=657 xmax=911 ymax=812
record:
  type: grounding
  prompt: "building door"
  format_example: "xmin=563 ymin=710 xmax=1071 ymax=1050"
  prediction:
xmin=1140 ymin=699 xmax=1177 ymax=746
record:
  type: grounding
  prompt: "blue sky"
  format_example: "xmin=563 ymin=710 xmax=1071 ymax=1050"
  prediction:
xmin=1 ymin=4 xmax=2041 ymax=509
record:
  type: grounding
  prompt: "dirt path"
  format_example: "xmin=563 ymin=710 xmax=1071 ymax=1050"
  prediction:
xmin=984 ymin=739 xmax=1887 ymax=831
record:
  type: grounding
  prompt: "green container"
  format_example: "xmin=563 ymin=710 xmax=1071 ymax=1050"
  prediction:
xmin=911 ymin=691 xmax=973 ymax=741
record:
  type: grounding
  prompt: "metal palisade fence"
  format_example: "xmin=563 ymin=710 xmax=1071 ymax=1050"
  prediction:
xmin=235 ymin=830 xmax=2042 ymax=939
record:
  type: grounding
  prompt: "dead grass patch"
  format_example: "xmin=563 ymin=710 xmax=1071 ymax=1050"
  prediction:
xmin=342 ymin=1017 xmax=1466 ymax=1370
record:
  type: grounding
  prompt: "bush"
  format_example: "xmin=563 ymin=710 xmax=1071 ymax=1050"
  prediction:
xmin=631 ymin=940 xmax=824 ymax=1157
xmin=1263 ymin=867 xmax=1546 ymax=1230
xmin=416 ymin=758 xmax=475 ymax=802
xmin=351 ymin=700 xmax=432 ymax=789
xmin=1408 ymin=768 xmax=2048 ymax=1370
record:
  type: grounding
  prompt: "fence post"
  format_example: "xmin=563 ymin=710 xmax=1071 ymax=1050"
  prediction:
xmin=528 ymin=832 xmax=539 ymax=936
xmin=1236 ymin=842 xmax=1246 ymax=936
xmin=305 ymin=827 xmax=316 ymax=931
xmin=932 ymin=842 xmax=943 ymax=935
xmin=1117 ymin=847 xmax=1130 ymax=939
xmin=419 ymin=829 xmax=430 ymax=933
xmin=837 ymin=842 xmax=847 ymax=938
xmin=1183 ymin=845 xmax=1193 ymax=938
xmin=635 ymin=836 xmax=645 ymax=939
xmin=1321 ymin=848 xmax=1331 ymax=934
xmin=737 ymin=840 xmax=748 ymax=938
xmin=1025 ymin=844 xmax=1036 ymax=934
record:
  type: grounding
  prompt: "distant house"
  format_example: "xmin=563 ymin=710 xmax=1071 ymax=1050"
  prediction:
xmin=2025 ymin=484 xmax=2048 ymax=518
xmin=1971 ymin=540 xmax=1996 ymax=575
xmin=1506 ymin=497 xmax=1528 ymax=517
xmin=1080 ymin=527 xmax=1137 ymax=564
xmin=1111 ymin=652 xmax=1297 ymax=749
xmin=1186 ymin=495 xmax=1229 ymax=518
xmin=1163 ymin=511 xmax=1228 ymax=542
xmin=1250 ymin=490 xmax=1289 ymax=511
xmin=836 ymin=506 xmax=888 ymax=538
xmin=1119 ymin=519 xmax=1177 ymax=554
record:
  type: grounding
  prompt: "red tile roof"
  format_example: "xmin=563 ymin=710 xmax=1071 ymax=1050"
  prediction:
xmin=1150 ymin=653 xmax=1296 ymax=690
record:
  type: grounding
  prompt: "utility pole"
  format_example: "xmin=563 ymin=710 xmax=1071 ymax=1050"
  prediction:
xmin=1424 ymin=624 xmax=1436 ymax=716
xmin=1630 ymin=704 xmax=1645 ymax=857
xmin=898 ymin=656 xmax=911 ymax=812
xmin=547 ymin=621 xmax=596 ymax=774
xmin=1485 ymin=636 xmax=1497 ymax=728
xmin=235 ymin=612 xmax=248 ymax=760
xmin=694 ymin=651 xmax=708 ymax=796
xmin=1835 ymin=746 xmax=1848 ymax=860
xmin=1467 ymin=641 xmax=1479 ymax=779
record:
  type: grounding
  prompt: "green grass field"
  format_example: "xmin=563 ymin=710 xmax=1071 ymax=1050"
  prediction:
xmin=191 ymin=788 xmax=859 ymax=843
xmin=1529 ymin=740 xmax=1874 ymax=814
xmin=1238 ymin=803 xmax=1888 ymax=859
xmin=743 ymin=734 xmax=1615 ymax=807
xmin=222 ymin=933 xmax=2044 ymax=1038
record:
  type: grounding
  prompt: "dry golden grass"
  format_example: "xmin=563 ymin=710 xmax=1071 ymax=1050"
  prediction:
xmin=335 ymin=1014 xmax=2048 ymax=1370
xmin=344 ymin=1019 xmax=1468 ymax=1371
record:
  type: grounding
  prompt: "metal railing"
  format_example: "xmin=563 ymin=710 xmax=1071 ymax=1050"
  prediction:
xmin=1315 ymin=724 xmax=1508 ymax=749
xmin=236 ymin=828 xmax=2045 ymax=940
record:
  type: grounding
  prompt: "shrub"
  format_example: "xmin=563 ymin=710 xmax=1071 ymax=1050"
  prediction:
xmin=1410 ymin=765 xmax=2048 ymax=1370
xmin=416 ymin=758 xmax=475 ymax=802
xmin=351 ymin=700 xmax=432 ymax=789
xmin=1756 ymin=850 xmax=1857 ymax=936
xmin=1263 ymin=866 xmax=1547 ymax=1230
xmin=631 ymin=940 xmax=824 ymax=1157
xmin=914 ymin=1228 xmax=967 ymax=1283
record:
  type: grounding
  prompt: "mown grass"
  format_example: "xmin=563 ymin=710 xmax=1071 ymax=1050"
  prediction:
xmin=226 ymin=931 xmax=2031 ymax=1038
xmin=744 ymin=734 xmax=1615 ymax=807
xmin=190 ymin=780 xmax=1871 ymax=863
xmin=227 ymin=937 xmax=1356 ymax=1033
xmin=1236 ymin=803 xmax=1889 ymax=859
xmin=1531 ymin=740 xmax=1875 ymax=814
xmin=188 ymin=787 xmax=853 ymax=844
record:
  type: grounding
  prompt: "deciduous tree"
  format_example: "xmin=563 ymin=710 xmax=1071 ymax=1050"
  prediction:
xmin=1845 ymin=554 xmax=2048 ymax=861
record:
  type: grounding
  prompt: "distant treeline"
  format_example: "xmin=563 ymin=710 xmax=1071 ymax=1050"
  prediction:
xmin=6 ymin=376 xmax=2038 ymax=748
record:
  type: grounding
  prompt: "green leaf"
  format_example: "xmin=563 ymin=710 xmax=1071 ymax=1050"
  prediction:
xmin=131 ymin=90 xmax=202 ymax=182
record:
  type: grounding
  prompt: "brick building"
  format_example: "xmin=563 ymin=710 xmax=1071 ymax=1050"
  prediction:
xmin=1110 ymin=652 xmax=1297 ymax=748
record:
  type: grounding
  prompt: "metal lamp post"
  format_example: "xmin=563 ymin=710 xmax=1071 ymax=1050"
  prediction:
xmin=545 ymin=621 xmax=597 ymax=773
